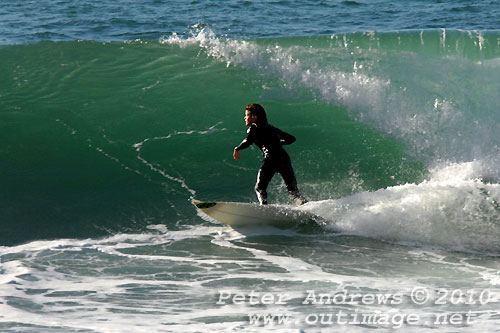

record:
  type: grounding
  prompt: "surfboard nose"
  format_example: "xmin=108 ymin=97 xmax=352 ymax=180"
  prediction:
xmin=192 ymin=200 xmax=217 ymax=209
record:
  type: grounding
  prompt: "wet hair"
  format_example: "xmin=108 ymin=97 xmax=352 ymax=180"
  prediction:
xmin=245 ymin=103 xmax=268 ymax=122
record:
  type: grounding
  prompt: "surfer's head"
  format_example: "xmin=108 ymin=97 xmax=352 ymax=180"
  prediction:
xmin=244 ymin=103 xmax=267 ymax=125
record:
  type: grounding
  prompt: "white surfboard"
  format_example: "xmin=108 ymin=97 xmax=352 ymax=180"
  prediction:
xmin=193 ymin=200 xmax=319 ymax=226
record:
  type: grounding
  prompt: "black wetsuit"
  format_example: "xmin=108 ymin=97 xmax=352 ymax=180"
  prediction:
xmin=235 ymin=121 xmax=307 ymax=205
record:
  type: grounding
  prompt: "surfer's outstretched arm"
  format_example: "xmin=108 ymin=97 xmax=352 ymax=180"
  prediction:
xmin=234 ymin=123 xmax=257 ymax=160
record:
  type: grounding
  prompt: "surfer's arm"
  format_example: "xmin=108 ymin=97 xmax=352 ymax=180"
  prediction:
xmin=234 ymin=126 xmax=256 ymax=158
xmin=235 ymin=138 xmax=252 ymax=151
xmin=233 ymin=149 xmax=241 ymax=160
xmin=233 ymin=139 xmax=249 ymax=160
xmin=278 ymin=129 xmax=296 ymax=145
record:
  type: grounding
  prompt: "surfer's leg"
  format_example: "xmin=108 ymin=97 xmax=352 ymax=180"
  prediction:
xmin=255 ymin=160 xmax=275 ymax=205
xmin=280 ymin=163 xmax=308 ymax=205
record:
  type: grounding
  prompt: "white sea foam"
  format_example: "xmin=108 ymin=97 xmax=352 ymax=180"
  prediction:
xmin=297 ymin=161 xmax=500 ymax=253
xmin=2 ymin=221 xmax=500 ymax=332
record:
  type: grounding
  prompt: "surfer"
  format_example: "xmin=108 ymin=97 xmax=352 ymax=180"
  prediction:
xmin=233 ymin=103 xmax=308 ymax=206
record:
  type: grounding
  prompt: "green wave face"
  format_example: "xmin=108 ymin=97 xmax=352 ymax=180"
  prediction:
xmin=1 ymin=30 xmax=499 ymax=245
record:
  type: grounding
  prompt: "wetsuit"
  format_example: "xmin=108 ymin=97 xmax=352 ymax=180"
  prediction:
xmin=235 ymin=121 xmax=307 ymax=205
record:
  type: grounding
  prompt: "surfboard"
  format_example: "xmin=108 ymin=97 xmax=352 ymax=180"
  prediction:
xmin=193 ymin=200 xmax=319 ymax=226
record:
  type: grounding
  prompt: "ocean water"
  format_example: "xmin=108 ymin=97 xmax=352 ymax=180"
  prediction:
xmin=1 ymin=1 xmax=500 ymax=332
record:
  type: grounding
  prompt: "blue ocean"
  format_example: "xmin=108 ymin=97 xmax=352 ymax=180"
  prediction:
xmin=1 ymin=1 xmax=500 ymax=331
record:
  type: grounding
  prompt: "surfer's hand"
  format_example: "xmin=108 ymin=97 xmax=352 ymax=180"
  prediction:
xmin=233 ymin=149 xmax=241 ymax=160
